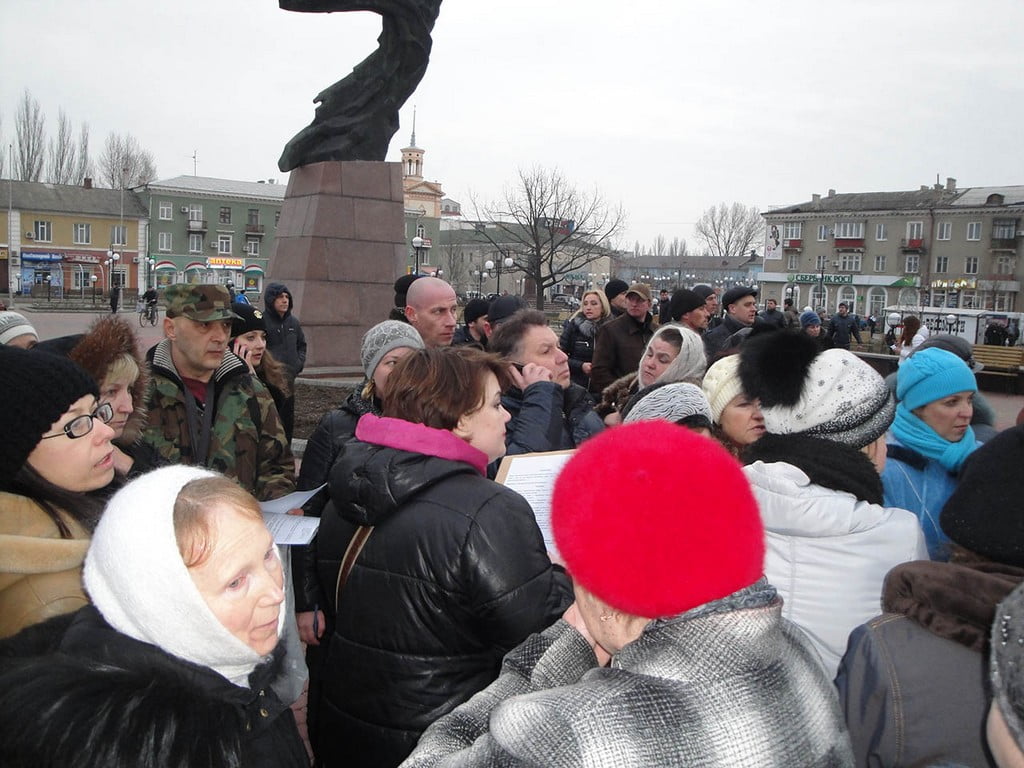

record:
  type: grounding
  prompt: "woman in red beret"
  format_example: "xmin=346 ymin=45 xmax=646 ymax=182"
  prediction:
xmin=402 ymin=421 xmax=854 ymax=767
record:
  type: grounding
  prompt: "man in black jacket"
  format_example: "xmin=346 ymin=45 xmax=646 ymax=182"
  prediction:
xmin=827 ymin=302 xmax=862 ymax=349
xmin=703 ymin=285 xmax=758 ymax=361
xmin=590 ymin=283 xmax=655 ymax=392
xmin=263 ymin=282 xmax=306 ymax=440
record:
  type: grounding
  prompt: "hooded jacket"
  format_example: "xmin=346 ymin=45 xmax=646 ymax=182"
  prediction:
xmin=744 ymin=459 xmax=927 ymax=676
xmin=263 ymin=283 xmax=307 ymax=378
xmin=141 ymin=339 xmax=295 ymax=501
xmin=313 ymin=414 xmax=573 ymax=768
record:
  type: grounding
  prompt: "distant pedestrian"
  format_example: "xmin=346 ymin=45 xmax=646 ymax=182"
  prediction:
xmin=783 ymin=298 xmax=800 ymax=328
xmin=758 ymin=298 xmax=787 ymax=329
xmin=109 ymin=286 xmax=120 ymax=314
xmin=263 ymin=282 xmax=306 ymax=439
xmin=657 ymin=288 xmax=671 ymax=325
xmin=827 ymin=302 xmax=862 ymax=349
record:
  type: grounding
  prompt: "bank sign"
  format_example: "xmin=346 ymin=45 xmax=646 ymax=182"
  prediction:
xmin=789 ymin=273 xmax=853 ymax=284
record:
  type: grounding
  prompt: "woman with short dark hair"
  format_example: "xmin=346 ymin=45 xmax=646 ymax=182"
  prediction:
xmin=308 ymin=346 xmax=572 ymax=768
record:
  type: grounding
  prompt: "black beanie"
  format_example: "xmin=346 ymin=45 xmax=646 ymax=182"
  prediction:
xmin=670 ymin=289 xmax=704 ymax=320
xmin=0 ymin=346 xmax=99 ymax=490
xmin=604 ymin=279 xmax=629 ymax=302
xmin=230 ymin=302 xmax=267 ymax=338
xmin=940 ymin=424 xmax=1024 ymax=565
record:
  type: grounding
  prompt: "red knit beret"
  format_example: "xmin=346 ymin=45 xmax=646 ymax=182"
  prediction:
xmin=552 ymin=421 xmax=765 ymax=618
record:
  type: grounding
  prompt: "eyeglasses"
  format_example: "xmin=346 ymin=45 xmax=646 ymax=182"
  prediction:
xmin=39 ymin=402 xmax=114 ymax=440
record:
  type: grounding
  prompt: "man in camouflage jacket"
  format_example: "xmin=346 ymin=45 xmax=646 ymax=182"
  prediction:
xmin=141 ymin=284 xmax=295 ymax=501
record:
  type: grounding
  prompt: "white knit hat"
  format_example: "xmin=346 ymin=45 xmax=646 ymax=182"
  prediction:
xmin=739 ymin=332 xmax=895 ymax=449
xmin=84 ymin=465 xmax=283 ymax=687
xmin=701 ymin=354 xmax=744 ymax=423
xmin=624 ymin=382 xmax=713 ymax=427
xmin=0 ymin=311 xmax=37 ymax=345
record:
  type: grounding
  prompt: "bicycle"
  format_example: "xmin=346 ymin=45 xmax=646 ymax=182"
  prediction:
xmin=139 ymin=302 xmax=158 ymax=327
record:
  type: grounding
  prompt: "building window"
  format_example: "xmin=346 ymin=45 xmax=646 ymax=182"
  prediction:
xmin=937 ymin=221 xmax=951 ymax=240
xmin=247 ymin=208 xmax=260 ymax=226
xmin=71 ymin=270 xmax=91 ymax=291
xmin=246 ymin=238 xmax=260 ymax=257
xmin=816 ymin=254 xmax=827 ymax=270
xmin=159 ymin=201 xmax=173 ymax=220
xmin=997 ymin=255 xmax=1015 ymax=275
xmin=834 ymin=221 xmax=865 ymax=239
xmin=839 ymin=252 xmax=862 ymax=271
xmin=875 ymin=223 xmax=887 ymax=241
xmin=189 ymin=204 xmax=203 ymax=222
xmin=868 ymin=287 xmax=886 ymax=318
xmin=965 ymin=256 xmax=978 ymax=274
xmin=218 ymin=235 xmax=232 ymax=255
xmin=784 ymin=222 xmax=802 ymax=239
xmin=961 ymin=290 xmax=979 ymax=309
xmin=995 ymin=292 xmax=1015 ymax=312
xmin=111 ymin=268 xmax=126 ymax=289
xmin=905 ymin=254 xmax=920 ymax=273
xmin=158 ymin=232 xmax=172 ymax=252
xmin=110 ymin=225 xmax=126 ymax=246
xmin=906 ymin=221 xmax=924 ymax=240
xmin=73 ymin=223 xmax=91 ymax=245
xmin=219 ymin=207 xmax=232 ymax=225
xmin=874 ymin=254 xmax=886 ymax=272
xmin=34 ymin=220 xmax=52 ymax=242
xmin=967 ymin=221 xmax=981 ymax=241
xmin=189 ymin=233 xmax=203 ymax=253
xmin=935 ymin=255 xmax=948 ymax=273
xmin=817 ymin=224 xmax=829 ymax=241
xmin=994 ymin=220 xmax=1016 ymax=239
xmin=786 ymin=253 xmax=799 ymax=270
xmin=416 ymin=224 xmax=425 ymax=238
xmin=274 ymin=210 xmax=280 ymax=227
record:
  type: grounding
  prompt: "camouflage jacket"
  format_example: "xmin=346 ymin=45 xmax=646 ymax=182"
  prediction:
xmin=141 ymin=340 xmax=295 ymax=500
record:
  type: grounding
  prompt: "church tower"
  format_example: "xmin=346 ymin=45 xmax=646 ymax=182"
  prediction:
xmin=401 ymin=109 xmax=424 ymax=181
xmin=400 ymin=109 xmax=443 ymax=218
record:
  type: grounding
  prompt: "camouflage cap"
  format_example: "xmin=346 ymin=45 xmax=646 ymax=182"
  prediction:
xmin=164 ymin=284 xmax=241 ymax=322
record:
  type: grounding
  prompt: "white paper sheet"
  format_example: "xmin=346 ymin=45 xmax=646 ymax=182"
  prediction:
xmin=496 ymin=451 xmax=575 ymax=560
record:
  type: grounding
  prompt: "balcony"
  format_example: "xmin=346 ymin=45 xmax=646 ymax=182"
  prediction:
xmin=834 ymin=238 xmax=864 ymax=251
xmin=187 ymin=219 xmax=208 ymax=233
xmin=783 ymin=238 xmax=802 ymax=250
xmin=900 ymin=237 xmax=926 ymax=252
xmin=991 ymin=237 xmax=1017 ymax=252
xmin=246 ymin=223 xmax=265 ymax=237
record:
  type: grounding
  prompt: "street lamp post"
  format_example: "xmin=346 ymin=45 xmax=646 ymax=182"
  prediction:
xmin=44 ymin=274 xmax=51 ymax=303
xmin=411 ymin=235 xmax=431 ymax=275
xmin=485 ymin=254 xmax=514 ymax=295
xmin=474 ymin=268 xmax=488 ymax=295
xmin=90 ymin=275 xmax=98 ymax=306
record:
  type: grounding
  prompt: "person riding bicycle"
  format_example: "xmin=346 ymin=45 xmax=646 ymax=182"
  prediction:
xmin=141 ymin=288 xmax=159 ymax=323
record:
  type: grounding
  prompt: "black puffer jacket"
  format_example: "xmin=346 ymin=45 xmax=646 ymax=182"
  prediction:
xmin=313 ymin=416 xmax=573 ymax=768
xmin=263 ymin=283 xmax=307 ymax=378
xmin=559 ymin=315 xmax=603 ymax=391
xmin=0 ymin=607 xmax=309 ymax=768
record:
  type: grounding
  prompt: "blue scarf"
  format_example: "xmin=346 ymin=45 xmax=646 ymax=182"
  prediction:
xmin=892 ymin=403 xmax=977 ymax=473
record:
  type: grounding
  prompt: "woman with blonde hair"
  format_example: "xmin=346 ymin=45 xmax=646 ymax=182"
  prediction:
xmin=559 ymin=288 xmax=611 ymax=392
xmin=701 ymin=353 xmax=765 ymax=457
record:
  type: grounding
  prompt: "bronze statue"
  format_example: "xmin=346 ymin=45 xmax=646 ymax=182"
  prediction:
xmin=277 ymin=0 xmax=443 ymax=171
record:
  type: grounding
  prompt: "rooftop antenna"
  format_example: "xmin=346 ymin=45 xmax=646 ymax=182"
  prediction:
xmin=192 ymin=150 xmax=198 ymax=176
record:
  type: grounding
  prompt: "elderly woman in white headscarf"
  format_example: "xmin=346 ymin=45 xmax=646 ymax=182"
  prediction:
xmin=0 ymin=466 xmax=309 ymax=768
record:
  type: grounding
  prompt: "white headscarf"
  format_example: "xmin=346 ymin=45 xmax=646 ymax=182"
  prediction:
xmin=637 ymin=323 xmax=707 ymax=388
xmin=83 ymin=465 xmax=283 ymax=687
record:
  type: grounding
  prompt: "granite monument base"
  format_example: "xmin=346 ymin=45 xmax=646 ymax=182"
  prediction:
xmin=269 ymin=161 xmax=405 ymax=369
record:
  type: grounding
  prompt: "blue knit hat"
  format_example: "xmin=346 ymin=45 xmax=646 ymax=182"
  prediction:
xmin=799 ymin=310 xmax=821 ymax=328
xmin=896 ymin=347 xmax=977 ymax=411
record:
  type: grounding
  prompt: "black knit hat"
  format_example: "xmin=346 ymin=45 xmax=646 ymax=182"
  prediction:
xmin=463 ymin=298 xmax=490 ymax=325
xmin=940 ymin=424 xmax=1024 ymax=565
xmin=670 ymin=289 xmax=704 ymax=321
xmin=0 ymin=346 xmax=99 ymax=490
xmin=393 ymin=274 xmax=424 ymax=308
xmin=230 ymin=302 xmax=267 ymax=338
xmin=604 ymin=279 xmax=629 ymax=302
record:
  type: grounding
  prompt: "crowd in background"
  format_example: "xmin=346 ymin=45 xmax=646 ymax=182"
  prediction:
xmin=0 ymin=272 xmax=1022 ymax=767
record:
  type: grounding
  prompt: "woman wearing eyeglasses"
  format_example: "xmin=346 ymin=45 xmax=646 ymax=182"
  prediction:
xmin=0 ymin=346 xmax=116 ymax=638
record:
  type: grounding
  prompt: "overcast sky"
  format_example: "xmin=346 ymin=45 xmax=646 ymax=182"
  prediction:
xmin=2 ymin=0 xmax=1023 ymax=250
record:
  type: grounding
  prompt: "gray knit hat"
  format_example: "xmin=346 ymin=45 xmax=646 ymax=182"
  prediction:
xmin=623 ymin=382 xmax=713 ymax=428
xmin=991 ymin=582 xmax=1024 ymax=750
xmin=0 ymin=311 xmax=37 ymax=346
xmin=360 ymin=320 xmax=425 ymax=379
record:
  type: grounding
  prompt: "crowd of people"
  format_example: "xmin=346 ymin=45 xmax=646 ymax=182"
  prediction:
xmin=0 ymin=273 xmax=1022 ymax=767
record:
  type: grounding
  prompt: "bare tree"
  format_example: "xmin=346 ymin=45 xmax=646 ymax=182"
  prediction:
xmin=74 ymin=122 xmax=93 ymax=185
xmin=473 ymin=167 xmax=625 ymax=309
xmin=649 ymin=234 xmax=667 ymax=257
xmin=98 ymin=132 xmax=157 ymax=188
xmin=14 ymin=90 xmax=45 ymax=181
xmin=694 ymin=202 xmax=763 ymax=261
xmin=436 ymin=235 xmax=470 ymax=291
xmin=668 ymin=236 xmax=687 ymax=258
xmin=46 ymin=109 xmax=78 ymax=184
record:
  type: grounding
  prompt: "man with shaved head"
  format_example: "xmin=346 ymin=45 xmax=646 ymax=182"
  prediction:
xmin=405 ymin=277 xmax=459 ymax=348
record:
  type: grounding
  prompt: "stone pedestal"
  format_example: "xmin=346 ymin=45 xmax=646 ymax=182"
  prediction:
xmin=269 ymin=161 xmax=405 ymax=368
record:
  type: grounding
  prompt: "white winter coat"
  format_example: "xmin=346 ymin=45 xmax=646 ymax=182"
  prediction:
xmin=743 ymin=460 xmax=928 ymax=678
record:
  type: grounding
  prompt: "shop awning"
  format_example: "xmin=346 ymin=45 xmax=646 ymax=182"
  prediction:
xmin=155 ymin=260 xmax=177 ymax=270
xmin=244 ymin=264 xmax=264 ymax=274
xmin=184 ymin=262 xmax=205 ymax=271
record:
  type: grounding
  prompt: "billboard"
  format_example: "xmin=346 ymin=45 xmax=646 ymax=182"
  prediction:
xmin=764 ymin=224 xmax=783 ymax=260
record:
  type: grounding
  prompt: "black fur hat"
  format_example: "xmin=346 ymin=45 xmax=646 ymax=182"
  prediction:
xmin=739 ymin=330 xmax=894 ymax=448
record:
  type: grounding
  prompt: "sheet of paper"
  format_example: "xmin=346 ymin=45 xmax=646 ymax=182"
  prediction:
xmin=262 ymin=511 xmax=321 ymax=546
xmin=260 ymin=483 xmax=326 ymax=515
xmin=496 ymin=451 xmax=574 ymax=560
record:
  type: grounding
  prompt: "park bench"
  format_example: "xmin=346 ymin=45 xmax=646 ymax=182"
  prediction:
xmin=972 ymin=344 xmax=1024 ymax=393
